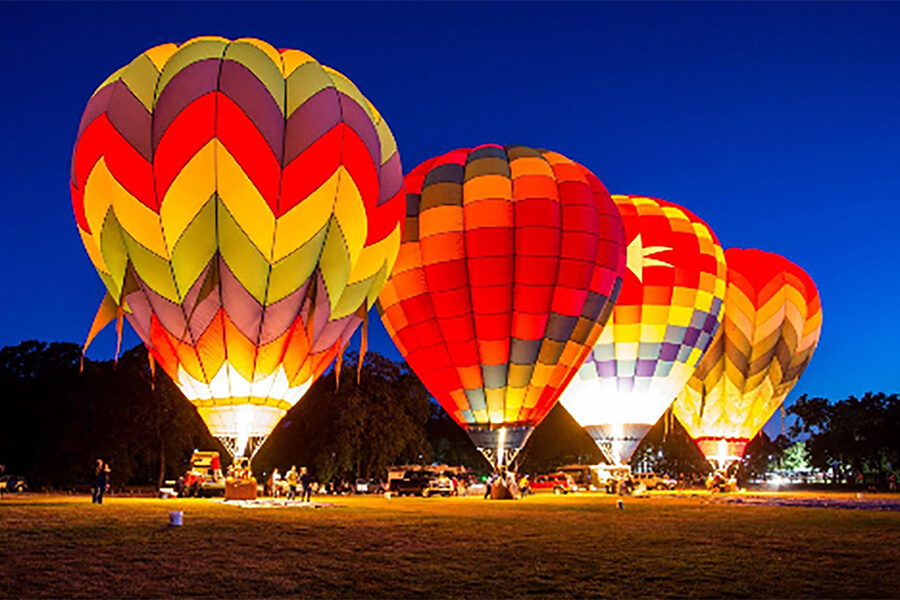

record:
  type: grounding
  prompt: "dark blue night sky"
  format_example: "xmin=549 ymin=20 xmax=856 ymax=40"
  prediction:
xmin=2 ymin=2 xmax=898 ymax=435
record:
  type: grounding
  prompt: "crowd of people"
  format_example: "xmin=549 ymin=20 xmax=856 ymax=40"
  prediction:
xmin=265 ymin=466 xmax=314 ymax=502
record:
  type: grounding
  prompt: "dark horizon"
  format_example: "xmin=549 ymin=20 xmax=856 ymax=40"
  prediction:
xmin=2 ymin=2 xmax=899 ymax=440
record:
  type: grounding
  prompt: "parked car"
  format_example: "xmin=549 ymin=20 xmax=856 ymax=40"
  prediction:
xmin=354 ymin=479 xmax=386 ymax=494
xmin=530 ymin=473 xmax=577 ymax=495
xmin=389 ymin=470 xmax=432 ymax=496
xmin=423 ymin=474 xmax=454 ymax=497
xmin=632 ymin=472 xmax=677 ymax=490
xmin=0 ymin=474 xmax=27 ymax=493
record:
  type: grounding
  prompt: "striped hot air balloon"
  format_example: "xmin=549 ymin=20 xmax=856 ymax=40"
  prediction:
xmin=673 ymin=248 xmax=823 ymax=467
xmin=558 ymin=196 xmax=728 ymax=465
xmin=377 ymin=145 xmax=626 ymax=469
xmin=71 ymin=37 xmax=404 ymax=458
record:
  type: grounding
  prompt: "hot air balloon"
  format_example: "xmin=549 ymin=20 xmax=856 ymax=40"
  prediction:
xmin=71 ymin=37 xmax=404 ymax=459
xmin=558 ymin=196 xmax=727 ymax=465
xmin=377 ymin=145 xmax=626 ymax=469
xmin=673 ymin=248 xmax=822 ymax=467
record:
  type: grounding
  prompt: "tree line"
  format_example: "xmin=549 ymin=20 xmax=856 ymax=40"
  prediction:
xmin=1 ymin=340 xmax=894 ymax=489
xmin=0 ymin=341 xmax=599 ymax=489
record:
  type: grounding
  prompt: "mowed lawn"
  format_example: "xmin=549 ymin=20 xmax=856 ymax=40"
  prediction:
xmin=1 ymin=492 xmax=898 ymax=599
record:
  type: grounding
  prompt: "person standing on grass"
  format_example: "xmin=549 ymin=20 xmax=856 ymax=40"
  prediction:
xmin=286 ymin=465 xmax=299 ymax=500
xmin=92 ymin=459 xmax=107 ymax=504
xmin=300 ymin=467 xmax=313 ymax=502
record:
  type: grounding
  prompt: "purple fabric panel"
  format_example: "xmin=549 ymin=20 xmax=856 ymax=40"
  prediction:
xmin=152 ymin=59 xmax=221 ymax=150
xmin=259 ymin=279 xmax=310 ymax=345
xmin=182 ymin=259 xmax=222 ymax=341
xmin=124 ymin=313 xmax=151 ymax=350
xmin=311 ymin=313 xmax=360 ymax=354
xmin=683 ymin=327 xmax=700 ymax=347
xmin=378 ymin=152 xmax=403 ymax=207
xmin=597 ymin=361 xmax=616 ymax=378
xmin=136 ymin=277 xmax=188 ymax=342
xmin=219 ymin=60 xmax=284 ymax=162
xmin=107 ymin=83 xmax=152 ymax=161
xmin=310 ymin=275 xmax=331 ymax=342
xmin=659 ymin=342 xmax=679 ymax=362
xmin=703 ymin=312 xmax=719 ymax=333
xmin=283 ymin=88 xmax=341 ymax=164
xmin=219 ymin=257 xmax=263 ymax=342
xmin=337 ymin=92 xmax=380 ymax=173
xmin=635 ymin=359 xmax=657 ymax=378
xmin=76 ymin=83 xmax=115 ymax=142
xmin=123 ymin=290 xmax=153 ymax=347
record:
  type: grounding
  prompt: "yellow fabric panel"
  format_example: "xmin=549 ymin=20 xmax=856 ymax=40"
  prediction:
xmin=142 ymin=43 xmax=179 ymax=72
xmin=98 ymin=212 xmax=128 ymax=299
xmin=217 ymin=198 xmax=270 ymax=305
xmin=216 ymin=143 xmax=276 ymax=261
xmin=119 ymin=226 xmax=179 ymax=303
xmin=82 ymin=158 xmax=114 ymax=247
xmin=160 ymin=140 xmax=217 ymax=255
xmin=117 ymin=53 xmax=162 ymax=112
xmin=267 ymin=223 xmax=327 ymax=305
xmin=669 ymin=305 xmax=694 ymax=327
xmin=333 ymin=166 xmax=367 ymax=266
xmin=169 ymin=197 xmax=217 ymax=302
xmin=110 ymin=170 xmax=168 ymax=259
xmin=348 ymin=224 xmax=398 ymax=285
xmin=373 ymin=117 xmax=397 ymax=166
xmin=318 ymin=217 xmax=352 ymax=313
xmin=332 ymin=275 xmax=376 ymax=320
xmin=280 ymin=49 xmax=317 ymax=78
xmin=272 ymin=168 xmax=339 ymax=262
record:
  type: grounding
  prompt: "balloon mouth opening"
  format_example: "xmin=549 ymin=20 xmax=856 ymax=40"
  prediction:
xmin=583 ymin=423 xmax=652 ymax=466
xmin=697 ymin=437 xmax=748 ymax=469
xmin=216 ymin=435 xmax=269 ymax=460
xmin=466 ymin=425 xmax=534 ymax=471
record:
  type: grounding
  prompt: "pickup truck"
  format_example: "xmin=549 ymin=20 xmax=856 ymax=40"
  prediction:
xmin=389 ymin=470 xmax=433 ymax=496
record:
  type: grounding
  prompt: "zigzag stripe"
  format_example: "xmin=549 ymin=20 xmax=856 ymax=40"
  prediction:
xmin=673 ymin=248 xmax=822 ymax=449
xmin=72 ymin=37 xmax=404 ymax=422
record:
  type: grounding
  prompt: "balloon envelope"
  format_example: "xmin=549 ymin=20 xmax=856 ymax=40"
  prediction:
xmin=558 ymin=196 xmax=727 ymax=464
xmin=377 ymin=145 xmax=626 ymax=467
xmin=71 ymin=37 xmax=404 ymax=457
xmin=673 ymin=248 xmax=823 ymax=466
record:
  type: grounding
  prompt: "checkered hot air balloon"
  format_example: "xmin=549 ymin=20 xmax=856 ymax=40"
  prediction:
xmin=71 ymin=37 xmax=404 ymax=459
xmin=558 ymin=196 xmax=728 ymax=465
xmin=376 ymin=145 xmax=626 ymax=469
xmin=673 ymin=248 xmax=823 ymax=467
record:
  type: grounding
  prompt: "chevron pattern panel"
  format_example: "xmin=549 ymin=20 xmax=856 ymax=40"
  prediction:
xmin=71 ymin=37 xmax=404 ymax=454
xmin=377 ymin=144 xmax=626 ymax=449
xmin=673 ymin=248 xmax=823 ymax=465
xmin=559 ymin=196 xmax=727 ymax=464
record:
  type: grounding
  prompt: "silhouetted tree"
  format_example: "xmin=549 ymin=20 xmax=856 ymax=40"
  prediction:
xmin=789 ymin=392 xmax=900 ymax=486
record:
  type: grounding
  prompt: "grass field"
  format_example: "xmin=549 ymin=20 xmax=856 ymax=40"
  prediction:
xmin=2 ymin=491 xmax=899 ymax=599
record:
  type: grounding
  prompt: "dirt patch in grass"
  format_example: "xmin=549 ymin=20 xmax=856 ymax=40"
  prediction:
xmin=1 ymin=492 xmax=898 ymax=598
